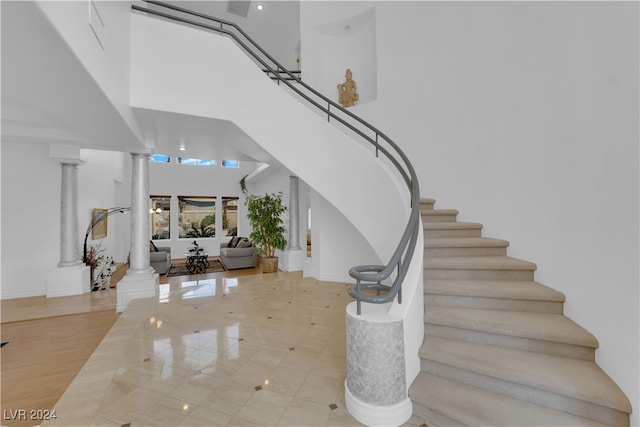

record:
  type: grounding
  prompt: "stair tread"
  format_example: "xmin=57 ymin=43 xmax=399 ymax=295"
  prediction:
xmin=425 ymin=255 xmax=537 ymax=271
xmin=410 ymin=372 xmax=608 ymax=426
xmin=424 ymin=221 xmax=482 ymax=229
xmin=426 ymin=306 xmax=598 ymax=348
xmin=425 ymin=237 xmax=509 ymax=248
xmin=426 ymin=279 xmax=566 ymax=302
xmin=420 ymin=208 xmax=458 ymax=215
xmin=420 ymin=336 xmax=632 ymax=413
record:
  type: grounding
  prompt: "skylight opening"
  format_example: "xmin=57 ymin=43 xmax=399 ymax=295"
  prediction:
xmin=178 ymin=158 xmax=216 ymax=166
xmin=222 ymin=160 xmax=239 ymax=168
xmin=151 ymin=154 xmax=171 ymax=163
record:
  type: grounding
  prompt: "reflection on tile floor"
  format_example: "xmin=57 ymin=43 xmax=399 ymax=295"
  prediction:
xmin=43 ymin=272 xmax=424 ymax=427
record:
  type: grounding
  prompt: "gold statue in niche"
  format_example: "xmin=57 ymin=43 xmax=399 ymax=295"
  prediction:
xmin=337 ymin=68 xmax=359 ymax=108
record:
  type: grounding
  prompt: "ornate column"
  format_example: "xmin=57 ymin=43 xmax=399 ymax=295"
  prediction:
xmin=128 ymin=152 xmax=153 ymax=274
xmin=58 ymin=163 xmax=83 ymax=266
xmin=280 ymin=176 xmax=304 ymax=272
xmin=288 ymin=175 xmax=301 ymax=250
xmin=117 ymin=152 xmax=158 ymax=313
xmin=47 ymin=157 xmax=90 ymax=298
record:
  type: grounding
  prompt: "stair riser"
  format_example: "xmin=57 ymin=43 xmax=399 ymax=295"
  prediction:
xmin=425 ymin=247 xmax=507 ymax=257
xmin=425 ymin=295 xmax=564 ymax=314
xmin=421 ymin=214 xmax=458 ymax=223
xmin=425 ymin=269 xmax=534 ymax=281
xmin=420 ymin=359 xmax=628 ymax=426
xmin=425 ymin=229 xmax=482 ymax=238
xmin=411 ymin=402 xmax=459 ymax=427
xmin=420 ymin=202 xmax=434 ymax=211
xmin=424 ymin=324 xmax=595 ymax=360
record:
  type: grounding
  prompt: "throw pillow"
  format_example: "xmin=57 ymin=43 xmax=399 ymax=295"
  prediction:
xmin=236 ymin=238 xmax=252 ymax=248
xmin=228 ymin=237 xmax=241 ymax=248
xmin=150 ymin=241 xmax=158 ymax=252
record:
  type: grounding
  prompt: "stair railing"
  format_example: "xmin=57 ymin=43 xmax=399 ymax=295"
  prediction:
xmin=132 ymin=1 xmax=421 ymax=315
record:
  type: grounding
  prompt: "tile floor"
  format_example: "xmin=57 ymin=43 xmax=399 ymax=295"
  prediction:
xmin=42 ymin=272 xmax=425 ymax=427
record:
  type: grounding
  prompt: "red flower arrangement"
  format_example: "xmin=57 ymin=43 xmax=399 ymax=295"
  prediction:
xmin=85 ymin=242 xmax=105 ymax=269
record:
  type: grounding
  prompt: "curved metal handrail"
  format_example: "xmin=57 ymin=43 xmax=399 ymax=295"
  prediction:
xmin=133 ymin=1 xmax=421 ymax=315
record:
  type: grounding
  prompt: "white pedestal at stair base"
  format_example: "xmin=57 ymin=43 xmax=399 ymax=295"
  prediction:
xmin=116 ymin=271 xmax=159 ymax=313
xmin=46 ymin=264 xmax=90 ymax=298
xmin=345 ymin=381 xmax=413 ymax=427
xmin=279 ymin=249 xmax=305 ymax=272
xmin=345 ymin=302 xmax=413 ymax=426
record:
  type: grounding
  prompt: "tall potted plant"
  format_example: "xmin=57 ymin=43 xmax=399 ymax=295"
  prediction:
xmin=245 ymin=192 xmax=287 ymax=273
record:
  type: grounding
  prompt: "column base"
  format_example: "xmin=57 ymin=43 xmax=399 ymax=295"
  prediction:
xmin=116 ymin=271 xmax=159 ymax=313
xmin=345 ymin=380 xmax=413 ymax=427
xmin=279 ymin=248 xmax=305 ymax=272
xmin=46 ymin=264 xmax=91 ymax=298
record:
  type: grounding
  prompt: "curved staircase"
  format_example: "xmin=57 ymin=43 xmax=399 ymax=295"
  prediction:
xmin=409 ymin=198 xmax=632 ymax=426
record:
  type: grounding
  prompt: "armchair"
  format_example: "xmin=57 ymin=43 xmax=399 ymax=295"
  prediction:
xmin=220 ymin=238 xmax=256 ymax=270
xmin=150 ymin=246 xmax=171 ymax=274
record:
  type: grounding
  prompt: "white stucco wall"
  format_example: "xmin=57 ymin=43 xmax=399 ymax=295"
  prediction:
xmin=1 ymin=143 xmax=60 ymax=298
xmin=301 ymin=2 xmax=639 ymax=423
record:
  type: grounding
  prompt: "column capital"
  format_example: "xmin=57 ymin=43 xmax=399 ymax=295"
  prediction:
xmin=50 ymin=144 xmax=86 ymax=165
xmin=60 ymin=161 xmax=84 ymax=167
xmin=130 ymin=152 xmax=152 ymax=160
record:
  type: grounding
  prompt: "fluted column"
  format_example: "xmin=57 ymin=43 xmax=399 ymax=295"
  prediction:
xmin=288 ymin=175 xmax=301 ymax=250
xmin=58 ymin=163 xmax=82 ymax=267
xmin=128 ymin=153 xmax=153 ymax=274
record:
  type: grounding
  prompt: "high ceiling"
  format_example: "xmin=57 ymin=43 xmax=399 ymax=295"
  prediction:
xmin=166 ymin=1 xmax=301 ymax=71
xmin=1 ymin=1 xmax=301 ymax=166
xmin=137 ymin=0 xmax=300 ymax=164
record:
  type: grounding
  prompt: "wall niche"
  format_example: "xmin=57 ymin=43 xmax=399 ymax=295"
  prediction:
xmin=312 ymin=8 xmax=377 ymax=106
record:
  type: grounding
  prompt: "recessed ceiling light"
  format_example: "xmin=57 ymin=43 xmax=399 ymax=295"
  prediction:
xmin=256 ymin=4 xmax=264 ymax=11
xmin=179 ymin=143 xmax=186 ymax=151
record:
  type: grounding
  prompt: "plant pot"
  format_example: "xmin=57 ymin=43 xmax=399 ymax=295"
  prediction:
xmin=260 ymin=256 xmax=278 ymax=273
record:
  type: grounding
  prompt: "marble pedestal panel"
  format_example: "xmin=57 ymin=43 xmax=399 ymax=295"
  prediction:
xmin=116 ymin=271 xmax=159 ymax=313
xmin=46 ymin=265 xmax=90 ymax=298
xmin=345 ymin=301 xmax=413 ymax=426
xmin=279 ymin=249 xmax=305 ymax=272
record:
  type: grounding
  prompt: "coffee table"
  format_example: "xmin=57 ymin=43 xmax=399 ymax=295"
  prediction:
xmin=185 ymin=251 xmax=209 ymax=274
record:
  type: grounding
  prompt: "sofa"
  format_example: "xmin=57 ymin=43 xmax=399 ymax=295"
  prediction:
xmin=220 ymin=237 xmax=256 ymax=270
xmin=150 ymin=245 xmax=172 ymax=275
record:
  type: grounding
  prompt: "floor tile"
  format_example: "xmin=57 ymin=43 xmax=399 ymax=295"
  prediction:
xmin=276 ymin=398 xmax=332 ymax=426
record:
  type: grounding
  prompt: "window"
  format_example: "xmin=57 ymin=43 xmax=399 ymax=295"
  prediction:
xmin=178 ymin=157 xmax=216 ymax=166
xmin=178 ymin=196 xmax=216 ymax=238
xmin=151 ymin=154 xmax=170 ymax=163
xmin=222 ymin=160 xmax=239 ymax=168
xmin=222 ymin=196 xmax=239 ymax=236
xmin=150 ymin=196 xmax=171 ymax=239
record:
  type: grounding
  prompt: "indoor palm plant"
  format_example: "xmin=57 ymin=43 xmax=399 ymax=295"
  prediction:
xmin=186 ymin=215 xmax=216 ymax=238
xmin=245 ymin=192 xmax=287 ymax=273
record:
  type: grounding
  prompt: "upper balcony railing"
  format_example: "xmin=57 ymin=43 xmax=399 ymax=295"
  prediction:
xmin=132 ymin=0 xmax=421 ymax=315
